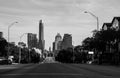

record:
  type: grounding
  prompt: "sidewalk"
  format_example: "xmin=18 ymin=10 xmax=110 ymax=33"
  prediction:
xmin=0 ymin=65 xmax=18 ymax=69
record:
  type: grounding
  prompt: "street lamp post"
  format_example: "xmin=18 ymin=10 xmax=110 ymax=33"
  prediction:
xmin=84 ymin=11 xmax=99 ymax=63
xmin=19 ymin=33 xmax=28 ymax=63
xmin=84 ymin=11 xmax=99 ymax=31
xmin=28 ymin=49 xmax=31 ymax=63
xmin=8 ymin=22 xmax=18 ymax=58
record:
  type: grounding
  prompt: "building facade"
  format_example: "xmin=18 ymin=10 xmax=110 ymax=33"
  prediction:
xmin=54 ymin=33 xmax=62 ymax=50
xmin=111 ymin=17 xmax=120 ymax=30
xmin=53 ymin=33 xmax=62 ymax=51
xmin=61 ymin=34 xmax=72 ymax=50
xmin=53 ymin=33 xmax=62 ymax=56
xmin=27 ymin=33 xmax=37 ymax=49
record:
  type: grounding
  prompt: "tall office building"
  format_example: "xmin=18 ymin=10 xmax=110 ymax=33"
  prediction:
xmin=39 ymin=20 xmax=45 ymax=52
xmin=54 ymin=33 xmax=62 ymax=51
xmin=61 ymin=34 xmax=72 ymax=49
xmin=27 ymin=33 xmax=37 ymax=49
xmin=53 ymin=33 xmax=62 ymax=56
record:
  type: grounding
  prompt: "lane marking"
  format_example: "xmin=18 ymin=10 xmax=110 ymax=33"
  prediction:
xmin=103 ymin=75 xmax=113 ymax=78
xmin=1 ymin=73 xmax=83 ymax=76
xmin=0 ymin=67 xmax=17 ymax=69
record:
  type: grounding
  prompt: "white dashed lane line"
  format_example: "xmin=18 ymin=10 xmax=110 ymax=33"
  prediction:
xmin=0 ymin=73 xmax=84 ymax=76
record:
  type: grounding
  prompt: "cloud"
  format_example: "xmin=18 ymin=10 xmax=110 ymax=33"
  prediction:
xmin=0 ymin=0 xmax=93 ymax=16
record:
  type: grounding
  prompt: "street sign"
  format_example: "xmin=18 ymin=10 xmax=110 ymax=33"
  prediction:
xmin=88 ymin=51 xmax=94 ymax=54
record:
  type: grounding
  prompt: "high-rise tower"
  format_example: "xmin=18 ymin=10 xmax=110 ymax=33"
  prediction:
xmin=53 ymin=33 xmax=62 ymax=55
xmin=39 ymin=20 xmax=45 ymax=52
xmin=54 ymin=33 xmax=62 ymax=50
xmin=61 ymin=34 xmax=72 ymax=49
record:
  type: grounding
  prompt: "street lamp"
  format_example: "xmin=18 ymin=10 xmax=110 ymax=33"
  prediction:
xmin=84 ymin=11 xmax=99 ymax=63
xmin=84 ymin=11 xmax=99 ymax=31
xmin=8 ymin=22 xmax=18 ymax=58
xmin=19 ymin=33 xmax=28 ymax=63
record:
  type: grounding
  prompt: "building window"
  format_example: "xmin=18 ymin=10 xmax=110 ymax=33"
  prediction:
xmin=103 ymin=25 xmax=107 ymax=30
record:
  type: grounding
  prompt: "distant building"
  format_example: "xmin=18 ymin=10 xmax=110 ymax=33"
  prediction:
xmin=111 ymin=17 xmax=120 ymax=52
xmin=49 ymin=47 xmax=52 ymax=52
xmin=27 ymin=33 xmax=37 ymax=49
xmin=52 ymin=42 xmax=55 ymax=51
xmin=39 ymin=20 xmax=45 ymax=52
xmin=57 ymin=41 xmax=62 ymax=50
xmin=0 ymin=32 xmax=3 ymax=38
xmin=18 ymin=42 xmax=26 ymax=48
xmin=61 ymin=34 xmax=72 ymax=49
xmin=111 ymin=17 xmax=120 ymax=30
xmin=101 ymin=17 xmax=120 ymax=54
xmin=53 ymin=33 xmax=62 ymax=51
xmin=100 ymin=17 xmax=120 ymax=64
xmin=53 ymin=33 xmax=62 ymax=56
xmin=54 ymin=33 xmax=62 ymax=50
xmin=36 ymin=39 xmax=40 ymax=48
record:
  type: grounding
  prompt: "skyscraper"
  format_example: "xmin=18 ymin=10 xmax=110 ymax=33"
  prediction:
xmin=39 ymin=20 xmax=45 ymax=52
xmin=53 ymin=33 xmax=62 ymax=56
xmin=54 ymin=33 xmax=62 ymax=51
xmin=61 ymin=34 xmax=72 ymax=49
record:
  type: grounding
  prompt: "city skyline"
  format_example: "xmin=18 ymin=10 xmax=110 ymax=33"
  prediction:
xmin=0 ymin=0 xmax=120 ymax=50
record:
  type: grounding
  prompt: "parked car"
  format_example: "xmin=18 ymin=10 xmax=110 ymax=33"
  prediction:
xmin=0 ymin=57 xmax=12 ymax=65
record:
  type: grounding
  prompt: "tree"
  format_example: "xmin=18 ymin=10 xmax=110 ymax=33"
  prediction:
xmin=30 ymin=49 xmax=40 ymax=63
xmin=0 ymin=38 xmax=7 ymax=57
xmin=21 ymin=47 xmax=29 ymax=63
xmin=82 ymin=37 xmax=95 ymax=51
xmin=94 ymin=29 xmax=116 ymax=52
xmin=82 ymin=28 xmax=118 ymax=65
xmin=55 ymin=48 xmax=73 ymax=63
xmin=74 ymin=45 xmax=87 ymax=63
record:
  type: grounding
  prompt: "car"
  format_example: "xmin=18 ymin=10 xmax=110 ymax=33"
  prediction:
xmin=87 ymin=61 xmax=93 ymax=64
xmin=0 ymin=57 xmax=12 ymax=65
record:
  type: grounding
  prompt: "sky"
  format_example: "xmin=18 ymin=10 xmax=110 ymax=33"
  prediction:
xmin=0 ymin=0 xmax=120 ymax=50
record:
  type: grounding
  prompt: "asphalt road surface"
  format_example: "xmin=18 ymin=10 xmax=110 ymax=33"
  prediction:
xmin=0 ymin=63 xmax=120 ymax=78
xmin=42 ymin=57 xmax=56 ymax=63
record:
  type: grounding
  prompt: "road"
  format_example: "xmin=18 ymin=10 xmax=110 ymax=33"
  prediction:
xmin=0 ymin=63 xmax=120 ymax=78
